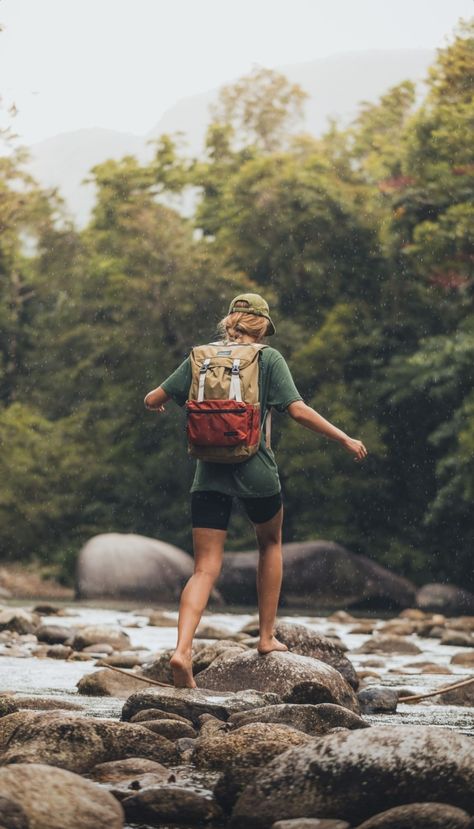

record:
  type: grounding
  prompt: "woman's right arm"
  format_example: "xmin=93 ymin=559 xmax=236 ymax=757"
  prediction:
xmin=144 ymin=386 xmax=171 ymax=412
xmin=287 ymin=400 xmax=368 ymax=462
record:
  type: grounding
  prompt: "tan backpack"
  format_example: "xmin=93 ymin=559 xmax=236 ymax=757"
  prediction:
xmin=186 ymin=341 xmax=271 ymax=463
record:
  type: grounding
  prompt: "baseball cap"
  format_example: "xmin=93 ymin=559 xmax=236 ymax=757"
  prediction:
xmin=227 ymin=293 xmax=276 ymax=336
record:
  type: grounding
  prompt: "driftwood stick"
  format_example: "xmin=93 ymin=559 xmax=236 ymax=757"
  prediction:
xmin=398 ymin=675 xmax=474 ymax=703
xmin=102 ymin=663 xmax=173 ymax=688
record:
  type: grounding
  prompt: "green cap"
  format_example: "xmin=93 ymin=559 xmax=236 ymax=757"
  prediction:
xmin=227 ymin=293 xmax=276 ymax=336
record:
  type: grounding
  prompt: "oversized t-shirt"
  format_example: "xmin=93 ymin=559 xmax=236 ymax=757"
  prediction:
xmin=160 ymin=346 xmax=303 ymax=498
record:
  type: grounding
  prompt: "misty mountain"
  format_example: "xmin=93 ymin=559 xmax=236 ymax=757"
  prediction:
xmin=27 ymin=49 xmax=434 ymax=226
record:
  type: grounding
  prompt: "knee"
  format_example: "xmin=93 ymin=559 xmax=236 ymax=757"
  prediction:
xmin=194 ymin=564 xmax=221 ymax=583
xmin=257 ymin=531 xmax=282 ymax=552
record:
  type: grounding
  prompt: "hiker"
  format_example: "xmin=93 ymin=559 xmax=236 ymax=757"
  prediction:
xmin=144 ymin=293 xmax=368 ymax=687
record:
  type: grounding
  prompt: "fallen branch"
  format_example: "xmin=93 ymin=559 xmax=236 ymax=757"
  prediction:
xmin=102 ymin=663 xmax=173 ymax=688
xmin=398 ymin=675 xmax=474 ymax=703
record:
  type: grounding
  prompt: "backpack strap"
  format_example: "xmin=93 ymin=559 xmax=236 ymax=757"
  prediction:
xmin=264 ymin=408 xmax=272 ymax=449
xmin=197 ymin=358 xmax=211 ymax=402
xmin=229 ymin=358 xmax=243 ymax=401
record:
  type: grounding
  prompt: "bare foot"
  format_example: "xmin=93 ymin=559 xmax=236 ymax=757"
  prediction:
xmin=169 ymin=651 xmax=197 ymax=688
xmin=257 ymin=636 xmax=289 ymax=655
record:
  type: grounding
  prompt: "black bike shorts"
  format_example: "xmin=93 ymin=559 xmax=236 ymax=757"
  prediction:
xmin=191 ymin=490 xmax=282 ymax=530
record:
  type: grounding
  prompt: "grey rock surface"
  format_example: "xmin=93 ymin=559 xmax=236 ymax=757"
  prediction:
xmin=121 ymin=686 xmax=282 ymax=725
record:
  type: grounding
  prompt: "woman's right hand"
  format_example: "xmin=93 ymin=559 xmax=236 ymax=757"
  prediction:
xmin=342 ymin=436 xmax=368 ymax=462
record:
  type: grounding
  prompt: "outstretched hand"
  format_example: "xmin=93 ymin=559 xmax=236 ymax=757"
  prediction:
xmin=343 ymin=437 xmax=368 ymax=462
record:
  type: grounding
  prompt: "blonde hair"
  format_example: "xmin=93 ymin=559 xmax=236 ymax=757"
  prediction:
xmin=217 ymin=311 xmax=270 ymax=343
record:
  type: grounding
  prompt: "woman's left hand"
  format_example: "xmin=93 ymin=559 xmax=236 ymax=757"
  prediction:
xmin=342 ymin=436 xmax=368 ymax=461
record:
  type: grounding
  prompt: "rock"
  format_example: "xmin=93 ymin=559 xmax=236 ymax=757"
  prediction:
xmin=441 ymin=630 xmax=474 ymax=647
xmin=451 ymin=651 xmax=474 ymax=666
xmin=0 ymin=795 xmax=29 ymax=829
xmin=198 ymin=714 xmax=228 ymax=737
xmin=0 ymin=610 xmax=40 ymax=636
xmin=98 ymin=652 xmax=148 ymax=668
xmin=36 ymin=624 xmax=73 ymax=645
xmin=273 ymin=822 xmax=350 ymax=829
xmin=195 ymin=622 xmax=235 ymax=639
xmin=71 ymin=625 xmax=131 ymax=651
xmin=121 ymin=687 xmax=282 ymax=726
xmin=32 ymin=604 xmax=62 ymax=615
xmin=46 ymin=644 xmax=73 ymax=659
xmin=420 ymin=664 xmax=452 ymax=674
xmin=139 ymin=719 xmax=197 ymax=740
xmin=193 ymin=722 xmax=310 ymax=769
xmin=129 ymin=708 xmax=193 ymax=726
xmin=377 ymin=621 xmax=418 ymax=636
xmin=193 ymin=641 xmax=248 ymax=675
xmin=82 ymin=643 xmax=115 ymax=655
xmin=0 ymin=763 xmax=123 ymax=828
xmin=447 ymin=616 xmax=474 ymax=632
xmin=219 ymin=541 xmax=416 ymax=610
xmin=357 ymin=687 xmax=398 ymax=714
xmin=354 ymin=802 xmax=474 ymax=829
xmin=77 ymin=668 xmax=149 ymax=698
xmin=436 ymin=677 xmax=474 ymax=707
xmin=75 ymin=532 xmax=194 ymax=601
xmin=354 ymin=635 xmax=421 ymax=655
xmin=0 ymin=697 xmax=19 ymax=719
xmin=88 ymin=756 xmax=172 ymax=784
xmin=195 ymin=650 xmax=360 ymax=712
xmin=145 ymin=610 xmax=178 ymax=627
xmin=231 ymin=725 xmax=474 ymax=827
xmin=139 ymin=649 xmax=175 ymax=684
xmin=228 ymin=703 xmax=369 ymax=735
xmin=122 ymin=784 xmax=222 ymax=825
xmin=0 ymin=711 xmax=178 ymax=771
xmin=416 ymin=583 xmax=474 ymax=615
xmin=11 ymin=697 xmax=82 ymax=712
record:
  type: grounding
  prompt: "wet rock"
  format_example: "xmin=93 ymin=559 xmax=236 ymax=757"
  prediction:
xmin=198 ymin=714 xmax=228 ymax=737
xmin=228 ymin=703 xmax=369 ymax=735
xmin=36 ymin=624 xmax=73 ymax=645
xmin=46 ymin=644 xmax=73 ymax=659
xmin=0 ymin=697 xmax=19 ymax=719
xmin=0 ymin=711 xmax=177 ymax=772
xmin=122 ymin=783 xmax=222 ymax=825
xmin=32 ymin=604 xmax=62 ymax=616
xmin=0 ymin=794 xmax=29 ymax=828
xmin=98 ymin=651 xmax=148 ymax=668
xmin=451 ymin=651 xmax=474 ymax=667
xmin=354 ymin=802 xmax=474 ymax=829
xmin=441 ymin=630 xmax=474 ymax=647
xmin=447 ymin=616 xmax=474 ymax=632
xmin=193 ymin=722 xmax=310 ymax=770
xmin=129 ymin=708 xmax=193 ymax=725
xmin=196 ymin=622 xmax=235 ymax=639
xmin=139 ymin=649 xmax=175 ymax=684
xmin=0 ymin=764 xmax=123 ymax=828
xmin=219 ymin=541 xmax=416 ymax=609
xmin=71 ymin=625 xmax=131 ymax=651
xmin=416 ymin=583 xmax=474 ymax=615
xmin=231 ymin=725 xmax=474 ymax=827
xmin=357 ymin=687 xmax=398 ymax=714
xmin=12 ymin=697 xmax=82 ymax=712
xmin=89 ymin=756 xmax=172 ymax=785
xmin=121 ymin=687 xmax=282 ymax=726
xmin=193 ymin=641 xmax=248 ymax=675
xmin=421 ymin=664 xmax=452 ymax=674
xmin=196 ymin=650 xmax=359 ymax=711
xmin=0 ymin=610 xmax=40 ymax=636
xmin=273 ymin=821 xmax=350 ymax=829
xmin=377 ymin=621 xmax=418 ymax=636
xmin=76 ymin=668 xmax=149 ymax=697
xmin=145 ymin=610 xmax=178 ymax=627
xmin=354 ymin=635 xmax=421 ymax=655
xmin=436 ymin=677 xmax=474 ymax=707
xmin=139 ymin=719 xmax=197 ymax=740
xmin=82 ymin=642 xmax=115 ymax=655
xmin=75 ymin=532 xmax=194 ymax=601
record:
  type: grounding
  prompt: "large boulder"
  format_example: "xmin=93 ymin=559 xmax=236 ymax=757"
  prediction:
xmin=0 ymin=711 xmax=177 ymax=772
xmin=354 ymin=802 xmax=474 ymax=829
xmin=195 ymin=650 xmax=359 ymax=712
xmin=274 ymin=622 xmax=358 ymax=689
xmin=0 ymin=763 xmax=123 ymax=829
xmin=219 ymin=541 xmax=416 ymax=609
xmin=75 ymin=532 xmax=194 ymax=601
xmin=121 ymin=687 xmax=282 ymax=725
xmin=227 ymin=703 xmax=369 ymax=735
xmin=231 ymin=726 xmax=474 ymax=828
xmin=416 ymin=583 xmax=474 ymax=615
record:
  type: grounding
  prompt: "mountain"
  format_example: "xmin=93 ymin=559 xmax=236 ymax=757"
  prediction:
xmin=27 ymin=49 xmax=434 ymax=226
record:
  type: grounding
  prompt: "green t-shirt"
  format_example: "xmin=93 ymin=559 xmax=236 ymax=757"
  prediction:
xmin=160 ymin=346 xmax=303 ymax=498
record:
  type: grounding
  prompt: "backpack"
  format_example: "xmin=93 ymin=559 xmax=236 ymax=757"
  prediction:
xmin=186 ymin=341 xmax=271 ymax=463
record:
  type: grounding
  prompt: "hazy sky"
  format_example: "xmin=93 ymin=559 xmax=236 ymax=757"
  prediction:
xmin=1 ymin=0 xmax=471 ymax=146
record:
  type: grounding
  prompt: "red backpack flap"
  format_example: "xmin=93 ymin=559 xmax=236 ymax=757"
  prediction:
xmin=186 ymin=399 xmax=260 ymax=447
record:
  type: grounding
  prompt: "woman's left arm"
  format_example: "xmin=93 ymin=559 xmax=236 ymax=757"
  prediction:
xmin=144 ymin=386 xmax=171 ymax=413
xmin=287 ymin=400 xmax=368 ymax=462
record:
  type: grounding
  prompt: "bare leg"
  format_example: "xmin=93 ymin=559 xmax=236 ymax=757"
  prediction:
xmin=170 ymin=527 xmax=226 ymax=687
xmin=254 ymin=506 xmax=288 ymax=655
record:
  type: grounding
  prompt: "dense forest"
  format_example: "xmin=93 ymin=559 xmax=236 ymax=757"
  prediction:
xmin=0 ymin=21 xmax=472 ymax=587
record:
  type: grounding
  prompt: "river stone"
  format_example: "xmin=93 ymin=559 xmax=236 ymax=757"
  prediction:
xmin=219 ymin=540 xmax=416 ymax=609
xmin=139 ymin=719 xmax=197 ymax=740
xmin=98 ymin=652 xmax=148 ymax=668
xmin=139 ymin=649 xmax=175 ymax=684
xmin=0 ymin=711 xmax=177 ymax=771
xmin=0 ymin=698 xmax=18 ymax=719
xmin=416 ymin=584 xmax=474 ymax=615
xmin=273 ymin=822 xmax=350 ymax=829
xmin=76 ymin=668 xmax=150 ymax=697
xmin=441 ymin=630 xmax=474 ymax=647
xmin=357 ymin=687 xmax=399 ymax=714
xmin=195 ymin=650 xmax=359 ymax=712
xmin=436 ymin=677 xmax=474 ymax=707
xmin=75 ymin=532 xmax=194 ymax=601
xmin=451 ymin=651 xmax=474 ymax=666
xmin=0 ymin=763 xmax=123 ymax=829
xmin=448 ymin=616 xmax=474 ymax=632
xmin=354 ymin=802 xmax=474 ymax=828
xmin=36 ymin=624 xmax=73 ymax=645
xmin=192 ymin=641 xmax=248 ymax=674
xmin=46 ymin=644 xmax=73 ymax=659
xmin=354 ymin=635 xmax=422 ymax=655
xmin=0 ymin=610 xmax=40 ymax=636
xmin=231 ymin=725 xmax=474 ymax=827
xmin=0 ymin=795 xmax=29 ymax=829
xmin=130 ymin=708 xmax=193 ymax=726
xmin=243 ymin=622 xmax=358 ymax=690
xmin=193 ymin=722 xmax=311 ymax=770
xmin=89 ymin=757 xmax=172 ymax=787
xmin=228 ymin=703 xmax=369 ymax=735
xmin=122 ymin=783 xmax=222 ymax=824
xmin=71 ymin=625 xmax=131 ymax=651
xmin=121 ymin=687 xmax=282 ymax=725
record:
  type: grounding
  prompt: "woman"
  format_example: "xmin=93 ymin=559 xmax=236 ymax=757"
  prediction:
xmin=144 ymin=293 xmax=368 ymax=687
